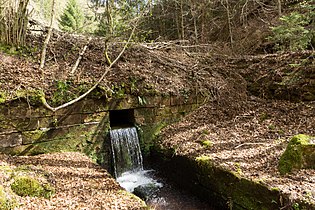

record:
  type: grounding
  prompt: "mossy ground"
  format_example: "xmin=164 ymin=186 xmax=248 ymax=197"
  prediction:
xmin=0 ymin=163 xmax=55 ymax=209
xmin=0 ymin=152 xmax=147 ymax=209
xmin=0 ymin=185 xmax=16 ymax=210
xmin=200 ymin=140 xmax=213 ymax=148
xmin=11 ymin=176 xmax=55 ymax=199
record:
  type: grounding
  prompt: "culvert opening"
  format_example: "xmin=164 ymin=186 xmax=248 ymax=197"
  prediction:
xmin=108 ymin=109 xmax=215 ymax=209
xmin=109 ymin=109 xmax=135 ymax=128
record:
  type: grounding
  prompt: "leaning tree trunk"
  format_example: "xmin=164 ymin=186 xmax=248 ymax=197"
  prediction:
xmin=39 ymin=0 xmax=55 ymax=70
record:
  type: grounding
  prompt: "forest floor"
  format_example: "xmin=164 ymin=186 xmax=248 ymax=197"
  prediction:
xmin=0 ymin=152 xmax=146 ymax=209
xmin=0 ymin=33 xmax=314 ymax=209
xmin=159 ymin=98 xmax=315 ymax=207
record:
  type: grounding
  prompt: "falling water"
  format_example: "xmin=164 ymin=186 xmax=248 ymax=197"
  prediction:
xmin=110 ymin=127 xmax=143 ymax=178
xmin=110 ymin=127 xmax=213 ymax=209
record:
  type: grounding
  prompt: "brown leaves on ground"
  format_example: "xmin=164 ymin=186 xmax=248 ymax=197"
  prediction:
xmin=159 ymin=99 xmax=315 ymax=205
xmin=1 ymin=152 xmax=146 ymax=210
xmin=1 ymin=32 xmax=314 ymax=207
xmin=0 ymin=33 xmax=245 ymax=102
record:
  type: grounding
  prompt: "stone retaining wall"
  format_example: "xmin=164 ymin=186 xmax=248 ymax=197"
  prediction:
xmin=150 ymin=149 xmax=314 ymax=210
xmin=0 ymin=93 xmax=203 ymax=170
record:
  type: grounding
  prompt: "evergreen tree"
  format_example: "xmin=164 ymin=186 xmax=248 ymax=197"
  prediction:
xmin=93 ymin=0 xmax=146 ymax=38
xmin=58 ymin=0 xmax=84 ymax=32
xmin=270 ymin=1 xmax=315 ymax=51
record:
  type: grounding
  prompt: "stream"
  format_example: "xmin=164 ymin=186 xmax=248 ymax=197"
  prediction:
xmin=117 ymin=169 xmax=215 ymax=210
xmin=110 ymin=127 xmax=215 ymax=210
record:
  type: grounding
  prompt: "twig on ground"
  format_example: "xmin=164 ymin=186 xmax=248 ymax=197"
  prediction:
xmin=235 ymin=142 xmax=268 ymax=149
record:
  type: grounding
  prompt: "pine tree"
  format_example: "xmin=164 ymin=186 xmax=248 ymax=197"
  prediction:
xmin=58 ymin=0 xmax=84 ymax=32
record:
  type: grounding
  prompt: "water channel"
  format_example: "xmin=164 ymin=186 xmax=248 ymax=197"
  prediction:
xmin=110 ymin=127 xmax=215 ymax=210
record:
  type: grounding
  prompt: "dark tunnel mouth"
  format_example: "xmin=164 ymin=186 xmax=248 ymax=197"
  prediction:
xmin=109 ymin=109 xmax=135 ymax=128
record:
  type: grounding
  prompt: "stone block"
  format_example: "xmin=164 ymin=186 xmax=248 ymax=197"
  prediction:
xmin=144 ymin=96 xmax=170 ymax=108
xmin=83 ymin=112 xmax=108 ymax=123
xmin=155 ymin=107 xmax=171 ymax=116
xmin=0 ymin=133 xmax=22 ymax=147
xmin=106 ymin=96 xmax=138 ymax=110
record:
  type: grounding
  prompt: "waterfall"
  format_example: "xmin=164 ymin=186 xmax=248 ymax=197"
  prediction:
xmin=110 ymin=127 xmax=143 ymax=178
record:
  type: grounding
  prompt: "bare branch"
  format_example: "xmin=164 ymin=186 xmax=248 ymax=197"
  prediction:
xmin=41 ymin=1 xmax=151 ymax=112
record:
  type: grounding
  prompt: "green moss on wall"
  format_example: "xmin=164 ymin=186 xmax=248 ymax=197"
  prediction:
xmin=153 ymin=150 xmax=285 ymax=210
xmin=1 ymin=92 xmax=201 ymax=178
xmin=10 ymin=176 xmax=55 ymax=199
xmin=138 ymin=122 xmax=167 ymax=157
xmin=22 ymin=130 xmax=45 ymax=143
xmin=21 ymin=133 xmax=84 ymax=155
xmin=14 ymin=89 xmax=45 ymax=106
xmin=83 ymin=124 xmax=111 ymax=167
xmin=278 ymin=134 xmax=314 ymax=175
xmin=194 ymin=155 xmax=307 ymax=209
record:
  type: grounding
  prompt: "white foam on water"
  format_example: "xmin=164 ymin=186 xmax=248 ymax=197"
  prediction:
xmin=116 ymin=170 xmax=163 ymax=192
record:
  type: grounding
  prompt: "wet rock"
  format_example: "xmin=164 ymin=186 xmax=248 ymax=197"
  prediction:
xmin=133 ymin=183 xmax=160 ymax=201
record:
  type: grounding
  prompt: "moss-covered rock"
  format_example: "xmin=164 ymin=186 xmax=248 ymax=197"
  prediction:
xmin=10 ymin=176 xmax=55 ymax=199
xmin=117 ymin=190 xmax=147 ymax=208
xmin=278 ymin=134 xmax=315 ymax=175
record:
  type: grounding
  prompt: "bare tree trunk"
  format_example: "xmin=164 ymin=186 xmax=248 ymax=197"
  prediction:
xmin=105 ymin=0 xmax=114 ymax=35
xmin=39 ymin=0 xmax=55 ymax=70
xmin=278 ymin=0 xmax=281 ymax=16
xmin=223 ymin=0 xmax=233 ymax=48
xmin=189 ymin=0 xmax=198 ymax=43
xmin=175 ymin=2 xmax=181 ymax=40
xmin=180 ymin=0 xmax=185 ymax=40
xmin=0 ymin=0 xmax=30 ymax=47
